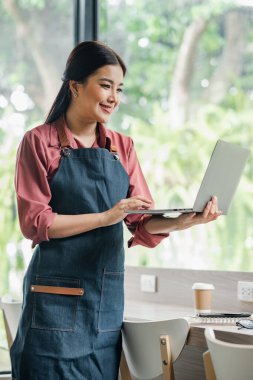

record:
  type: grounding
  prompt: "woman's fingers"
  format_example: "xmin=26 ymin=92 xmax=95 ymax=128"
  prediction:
xmin=203 ymin=196 xmax=221 ymax=218
xmin=210 ymin=196 xmax=218 ymax=214
xmin=203 ymin=200 xmax=212 ymax=218
xmin=195 ymin=196 xmax=222 ymax=225
xmin=177 ymin=196 xmax=222 ymax=230
xmin=120 ymin=195 xmax=152 ymax=211
xmin=101 ymin=195 xmax=153 ymax=227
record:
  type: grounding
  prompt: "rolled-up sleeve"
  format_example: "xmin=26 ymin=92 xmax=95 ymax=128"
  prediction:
xmin=124 ymin=139 xmax=169 ymax=248
xmin=15 ymin=131 xmax=57 ymax=246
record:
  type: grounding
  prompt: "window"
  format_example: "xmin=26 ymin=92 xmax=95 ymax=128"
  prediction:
xmin=0 ymin=0 xmax=74 ymax=371
xmin=99 ymin=0 xmax=253 ymax=270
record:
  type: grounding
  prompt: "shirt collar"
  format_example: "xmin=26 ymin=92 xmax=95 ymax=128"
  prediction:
xmin=49 ymin=116 xmax=108 ymax=149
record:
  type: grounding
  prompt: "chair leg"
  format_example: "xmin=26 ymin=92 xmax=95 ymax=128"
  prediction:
xmin=160 ymin=335 xmax=175 ymax=380
xmin=203 ymin=350 xmax=217 ymax=380
xmin=119 ymin=349 xmax=132 ymax=380
xmin=2 ymin=310 xmax=13 ymax=349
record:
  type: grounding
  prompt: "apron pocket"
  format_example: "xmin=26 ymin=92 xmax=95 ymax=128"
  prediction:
xmin=98 ymin=269 xmax=124 ymax=332
xmin=31 ymin=276 xmax=82 ymax=331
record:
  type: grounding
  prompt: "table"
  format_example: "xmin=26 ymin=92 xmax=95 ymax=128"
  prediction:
xmin=124 ymin=300 xmax=253 ymax=380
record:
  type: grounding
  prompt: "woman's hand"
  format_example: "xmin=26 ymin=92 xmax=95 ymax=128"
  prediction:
xmin=144 ymin=196 xmax=222 ymax=235
xmin=101 ymin=195 xmax=152 ymax=227
xmin=175 ymin=196 xmax=222 ymax=231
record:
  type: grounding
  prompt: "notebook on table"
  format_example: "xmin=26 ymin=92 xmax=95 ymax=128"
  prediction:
xmin=126 ymin=140 xmax=250 ymax=216
xmin=189 ymin=312 xmax=252 ymax=325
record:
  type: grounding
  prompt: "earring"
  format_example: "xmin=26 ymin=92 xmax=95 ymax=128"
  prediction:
xmin=74 ymin=92 xmax=78 ymax=98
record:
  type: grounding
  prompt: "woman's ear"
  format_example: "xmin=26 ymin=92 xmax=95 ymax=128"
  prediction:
xmin=69 ymin=80 xmax=78 ymax=98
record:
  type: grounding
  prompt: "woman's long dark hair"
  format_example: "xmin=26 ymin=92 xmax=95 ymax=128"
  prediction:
xmin=45 ymin=41 xmax=127 ymax=124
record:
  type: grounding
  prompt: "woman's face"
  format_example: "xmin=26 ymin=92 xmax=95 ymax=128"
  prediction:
xmin=71 ymin=64 xmax=124 ymax=124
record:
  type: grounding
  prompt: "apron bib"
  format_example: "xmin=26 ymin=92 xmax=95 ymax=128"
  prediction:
xmin=11 ymin=124 xmax=129 ymax=380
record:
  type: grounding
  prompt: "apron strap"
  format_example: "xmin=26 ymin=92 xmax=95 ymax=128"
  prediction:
xmin=54 ymin=117 xmax=119 ymax=156
xmin=105 ymin=137 xmax=118 ymax=153
xmin=55 ymin=117 xmax=71 ymax=148
xmin=105 ymin=137 xmax=111 ymax=152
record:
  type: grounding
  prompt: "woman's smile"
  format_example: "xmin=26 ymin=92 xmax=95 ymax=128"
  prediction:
xmin=99 ymin=103 xmax=114 ymax=114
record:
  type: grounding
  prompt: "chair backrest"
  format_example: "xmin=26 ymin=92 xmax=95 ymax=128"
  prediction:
xmin=121 ymin=318 xmax=189 ymax=380
xmin=0 ymin=295 xmax=22 ymax=348
xmin=204 ymin=327 xmax=253 ymax=380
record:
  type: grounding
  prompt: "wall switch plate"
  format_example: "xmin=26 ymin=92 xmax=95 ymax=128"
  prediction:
xmin=140 ymin=274 xmax=157 ymax=293
xmin=238 ymin=281 xmax=253 ymax=302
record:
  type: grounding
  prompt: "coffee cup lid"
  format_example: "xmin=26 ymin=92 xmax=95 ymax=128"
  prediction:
xmin=192 ymin=282 xmax=215 ymax=290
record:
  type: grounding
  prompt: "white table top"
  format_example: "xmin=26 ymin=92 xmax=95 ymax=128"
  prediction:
xmin=124 ymin=300 xmax=253 ymax=342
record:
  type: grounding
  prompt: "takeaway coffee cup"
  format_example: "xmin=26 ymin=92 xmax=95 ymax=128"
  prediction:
xmin=192 ymin=283 xmax=215 ymax=314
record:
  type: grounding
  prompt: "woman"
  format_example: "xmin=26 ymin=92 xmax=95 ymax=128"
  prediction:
xmin=11 ymin=41 xmax=220 ymax=379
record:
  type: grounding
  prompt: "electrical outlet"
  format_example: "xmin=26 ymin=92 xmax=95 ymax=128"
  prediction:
xmin=238 ymin=281 xmax=253 ymax=302
xmin=140 ymin=274 xmax=157 ymax=293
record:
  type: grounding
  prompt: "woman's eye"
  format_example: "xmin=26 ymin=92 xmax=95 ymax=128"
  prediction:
xmin=117 ymin=88 xmax=123 ymax=93
xmin=101 ymin=84 xmax=110 ymax=89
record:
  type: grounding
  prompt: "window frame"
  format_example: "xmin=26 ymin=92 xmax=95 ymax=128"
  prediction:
xmin=74 ymin=0 xmax=98 ymax=44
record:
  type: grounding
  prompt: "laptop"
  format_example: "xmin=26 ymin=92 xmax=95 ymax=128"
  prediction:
xmin=126 ymin=140 xmax=250 ymax=215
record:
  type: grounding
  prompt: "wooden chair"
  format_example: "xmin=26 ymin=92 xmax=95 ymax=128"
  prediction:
xmin=120 ymin=318 xmax=189 ymax=380
xmin=0 ymin=295 xmax=22 ymax=349
xmin=204 ymin=327 xmax=253 ymax=380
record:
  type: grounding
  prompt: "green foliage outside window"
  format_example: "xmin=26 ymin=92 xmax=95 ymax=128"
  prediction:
xmin=100 ymin=0 xmax=253 ymax=270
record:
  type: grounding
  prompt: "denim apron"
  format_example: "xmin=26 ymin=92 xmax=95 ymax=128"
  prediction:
xmin=11 ymin=122 xmax=129 ymax=380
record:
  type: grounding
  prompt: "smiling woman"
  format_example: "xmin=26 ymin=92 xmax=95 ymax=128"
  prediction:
xmin=11 ymin=40 xmax=220 ymax=379
xmin=66 ymin=65 xmax=124 ymax=143
xmin=11 ymin=41 xmax=162 ymax=380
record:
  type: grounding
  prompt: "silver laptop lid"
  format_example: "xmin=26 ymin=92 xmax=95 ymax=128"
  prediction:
xmin=193 ymin=140 xmax=250 ymax=215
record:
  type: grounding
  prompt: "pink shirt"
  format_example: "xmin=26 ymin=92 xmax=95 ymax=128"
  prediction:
xmin=15 ymin=119 xmax=168 ymax=248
